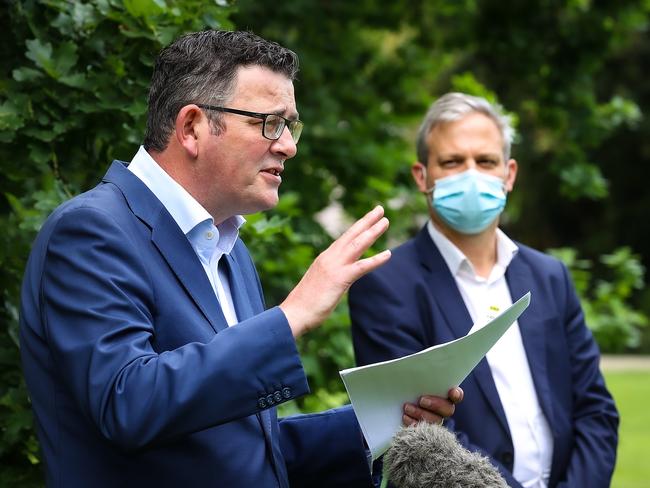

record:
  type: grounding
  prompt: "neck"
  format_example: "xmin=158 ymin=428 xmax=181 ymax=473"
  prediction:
xmin=431 ymin=216 xmax=498 ymax=278
xmin=148 ymin=147 xmax=230 ymax=225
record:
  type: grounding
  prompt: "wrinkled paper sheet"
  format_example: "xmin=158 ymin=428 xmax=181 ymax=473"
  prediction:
xmin=340 ymin=292 xmax=531 ymax=460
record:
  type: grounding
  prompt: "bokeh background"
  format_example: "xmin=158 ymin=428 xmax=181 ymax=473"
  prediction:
xmin=1 ymin=1 xmax=648 ymax=486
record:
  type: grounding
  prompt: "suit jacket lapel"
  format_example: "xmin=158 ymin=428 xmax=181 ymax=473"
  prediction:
xmin=415 ymin=227 xmax=511 ymax=435
xmin=222 ymin=250 xmax=285 ymax=485
xmin=505 ymin=255 xmax=554 ymax=424
xmin=414 ymin=229 xmax=473 ymax=338
xmin=151 ymin=219 xmax=228 ymax=333
xmin=223 ymin=253 xmax=255 ymax=321
xmin=103 ymin=161 xmax=228 ymax=334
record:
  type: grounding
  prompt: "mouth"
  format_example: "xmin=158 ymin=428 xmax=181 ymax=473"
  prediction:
xmin=260 ymin=165 xmax=283 ymax=185
xmin=261 ymin=161 xmax=284 ymax=179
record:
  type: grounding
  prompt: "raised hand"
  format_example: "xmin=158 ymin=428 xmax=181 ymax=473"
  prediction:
xmin=280 ymin=205 xmax=391 ymax=338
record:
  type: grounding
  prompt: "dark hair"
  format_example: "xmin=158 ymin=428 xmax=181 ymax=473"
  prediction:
xmin=143 ymin=30 xmax=299 ymax=152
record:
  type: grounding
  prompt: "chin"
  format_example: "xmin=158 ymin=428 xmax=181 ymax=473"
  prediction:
xmin=246 ymin=194 xmax=280 ymax=214
xmin=263 ymin=192 xmax=280 ymax=209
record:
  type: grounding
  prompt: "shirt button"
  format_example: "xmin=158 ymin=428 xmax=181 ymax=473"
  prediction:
xmin=205 ymin=231 xmax=214 ymax=240
xmin=282 ymin=387 xmax=291 ymax=399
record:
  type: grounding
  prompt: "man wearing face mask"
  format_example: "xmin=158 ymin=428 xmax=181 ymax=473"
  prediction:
xmin=349 ymin=93 xmax=619 ymax=488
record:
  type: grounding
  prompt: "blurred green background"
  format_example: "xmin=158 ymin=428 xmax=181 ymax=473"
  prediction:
xmin=604 ymin=366 xmax=650 ymax=488
xmin=1 ymin=0 xmax=649 ymax=485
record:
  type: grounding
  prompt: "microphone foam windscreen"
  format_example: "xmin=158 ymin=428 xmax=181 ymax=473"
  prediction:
xmin=383 ymin=422 xmax=508 ymax=488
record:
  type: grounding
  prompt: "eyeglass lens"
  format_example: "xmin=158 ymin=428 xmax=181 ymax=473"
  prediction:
xmin=264 ymin=115 xmax=303 ymax=144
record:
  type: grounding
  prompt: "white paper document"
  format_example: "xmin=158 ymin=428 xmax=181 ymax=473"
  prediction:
xmin=340 ymin=291 xmax=531 ymax=460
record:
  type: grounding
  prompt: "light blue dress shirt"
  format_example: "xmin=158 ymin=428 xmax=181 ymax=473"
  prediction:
xmin=127 ymin=146 xmax=244 ymax=326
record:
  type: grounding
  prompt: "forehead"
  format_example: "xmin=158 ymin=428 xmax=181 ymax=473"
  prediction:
xmin=229 ymin=65 xmax=296 ymax=112
xmin=427 ymin=112 xmax=503 ymax=154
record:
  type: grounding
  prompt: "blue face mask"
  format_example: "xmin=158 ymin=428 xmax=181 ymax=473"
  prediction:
xmin=430 ymin=169 xmax=507 ymax=235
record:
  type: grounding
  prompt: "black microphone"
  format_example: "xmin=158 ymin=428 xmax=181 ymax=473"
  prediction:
xmin=383 ymin=422 xmax=508 ymax=488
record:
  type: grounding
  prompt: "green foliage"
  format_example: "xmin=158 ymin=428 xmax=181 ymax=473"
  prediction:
xmin=0 ymin=0 xmax=234 ymax=482
xmin=232 ymin=0 xmax=650 ymax=420
xmin=549 ymin=247 xmax=648 ymax=352
xmin=3 ymin=0 xmax=650 ymax=483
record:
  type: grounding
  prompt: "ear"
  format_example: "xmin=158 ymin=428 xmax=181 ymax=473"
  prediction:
xmin=411 ymin=162 xmax=429 ymax=193
xmin=504 ymin=158 xmax=518 ymax=192
xmin=174 ymin=104 xmax=205 ymax=159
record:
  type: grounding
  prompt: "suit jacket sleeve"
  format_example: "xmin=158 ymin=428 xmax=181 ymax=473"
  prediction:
xmin=553 ymin=263 xmax=619 ymax=487
xmin=38 ymin=206 xmax=308 ymax=449
xmin=279 ymin=405 xmax=373 ymax=488
xmin=350 ymin=263 xmax=436 ymax=363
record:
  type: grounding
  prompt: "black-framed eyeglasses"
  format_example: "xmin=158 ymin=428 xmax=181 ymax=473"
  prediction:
xmin=196 ymin=104 xmax=303 ymax=144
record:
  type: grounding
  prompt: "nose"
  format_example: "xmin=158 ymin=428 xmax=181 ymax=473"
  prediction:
xmin=270 ymin=125 xmax=297 ymax=159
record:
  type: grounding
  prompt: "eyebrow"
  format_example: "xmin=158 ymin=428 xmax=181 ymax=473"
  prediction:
xmin=437 ymin=152 xmax=501 ymax=161
xmin=476 ymin=153 xmax=501 ymax=159
xmin=269 ymin=106 xmax=299 ymax=120
xmin=436 ymin=153 xmax=464 ymax=161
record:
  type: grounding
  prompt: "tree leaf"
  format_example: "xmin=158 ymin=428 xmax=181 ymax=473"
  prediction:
xmin=12 ymin=68 xmax=43 ymax=82
xmin=25 ymin=39 xmax=55 ymax=76
xmin=123 ymin=0 xmax=165 ymax=18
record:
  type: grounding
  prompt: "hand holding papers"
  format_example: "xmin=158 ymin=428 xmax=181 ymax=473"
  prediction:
xmin=340 ymin=292 xmax=531 ymax=460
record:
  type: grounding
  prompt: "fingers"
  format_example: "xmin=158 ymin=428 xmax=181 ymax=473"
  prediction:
xmin=402 ymin=393 xmax=458 ymax=427
xmin=334 ymin=206 xmax=387 ymax=256
xmin=418 ymin=395 xmax=456 ymax=417
xmin=337 ymin=205 xmax=385 ymax=245
xmin=402 ymin=403 xmax=444 ymax=427
xmin=280 ymin=205 xmax=391 ymax=338
xmin=448 ymin=387 xmax=464 ymax=404
xmin=348 ymin=216 xmax=390 ymax=259
xmin=351 ymin=249 xmax=392 ymax=279
xmin=324 ymin=205 xmax=390 ymax=281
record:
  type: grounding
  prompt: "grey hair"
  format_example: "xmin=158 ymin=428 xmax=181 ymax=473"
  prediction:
xmin=143 ymin=30 xmax=299 ymax=152
xmin=416 ymin=92 xmax=515 ymax=164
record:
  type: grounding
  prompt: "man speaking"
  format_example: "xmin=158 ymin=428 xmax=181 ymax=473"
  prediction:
xmin=19 ymin=30 xmax=461 ymax=487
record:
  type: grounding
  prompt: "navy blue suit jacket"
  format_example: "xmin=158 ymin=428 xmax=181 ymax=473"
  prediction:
xmin=350 ymin=227 xmax=618 ymax=488
xmin=20 ymin=162 xmax=372 ymax=487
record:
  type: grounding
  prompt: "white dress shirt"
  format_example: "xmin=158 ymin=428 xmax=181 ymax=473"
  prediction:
xmin=128 ymin=146 xmax=244 ymax=326
xmin=427 ymin=221 xmax=553 ymax=488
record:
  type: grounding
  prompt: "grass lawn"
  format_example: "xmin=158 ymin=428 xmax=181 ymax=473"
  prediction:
xmin=604 ymin=369 xmax=650 ymax=488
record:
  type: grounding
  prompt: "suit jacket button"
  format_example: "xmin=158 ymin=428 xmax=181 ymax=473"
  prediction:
xmin=501 ymin=452 xmax=513 ymax=465
xmin=266 ymin=394 xmax=275 ymax=406
xmin=258 ymin=397 xmax=267 ymax=409
xmin=282 ymin=387 xmax=291 ymax=399
xmin=274 ymin=391 xmax=283 ymax=403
